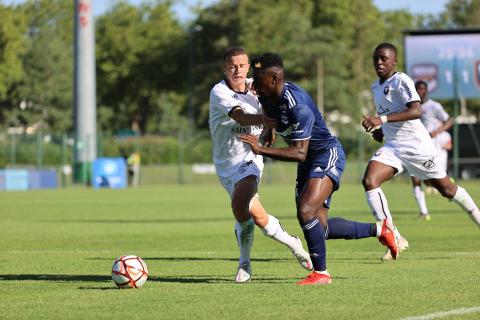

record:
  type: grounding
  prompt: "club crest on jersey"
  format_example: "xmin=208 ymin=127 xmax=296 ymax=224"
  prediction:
xmin=383 ymin=86 xmax=390 ymax=95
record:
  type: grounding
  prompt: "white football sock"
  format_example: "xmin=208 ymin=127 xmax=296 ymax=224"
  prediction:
xmin=413 ymin=186 xmax=429 ymax=215
xmin=375 ymin=221 xmax=382 ymax=237
xmin=261 ymin=214 xmax=298 ymax=249
xmin=235 ymin=218 xmax=255 ymax=265
xmin=366 ymin=188 xmax=393 ymax=222
xmin=452 ymin=186 xmax=480 ymax=227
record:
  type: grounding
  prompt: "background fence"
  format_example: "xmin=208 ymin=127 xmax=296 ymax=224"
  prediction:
xmin=1 ymin=125 xmax=479 ymax=187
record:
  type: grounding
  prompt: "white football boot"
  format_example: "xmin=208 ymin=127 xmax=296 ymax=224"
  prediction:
xmin=235 ymin=262 xmax=251 ymax=283
xmin=382 ymin=236 xmax=409 ymax=261
xmin=290 ymin=237 xmax=313 ymax=271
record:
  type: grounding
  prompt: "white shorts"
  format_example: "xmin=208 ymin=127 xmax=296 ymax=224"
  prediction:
xmin=217 ymin=158 xmax=263 ymax=197
xmin=370 ymin=145 xmax=446 ymax=180
xmin=437 ymin=149 xmax=448 ymax=173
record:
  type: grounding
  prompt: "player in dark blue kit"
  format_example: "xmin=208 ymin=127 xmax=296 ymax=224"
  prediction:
xmin=240 ymin=52 xmax=398 ymax=285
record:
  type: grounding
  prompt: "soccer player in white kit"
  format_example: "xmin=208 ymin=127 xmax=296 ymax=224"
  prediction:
xmin=411 ymin=80 xmax=453 ymax=220
xmin=362 ymin=43 xmax=480 ymax=261
xmin=209 ymin=47 xmax=312 ymax=282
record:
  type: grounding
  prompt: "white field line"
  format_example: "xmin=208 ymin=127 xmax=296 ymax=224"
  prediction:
xmin=399 ymin=306 xmax=480 ymax=320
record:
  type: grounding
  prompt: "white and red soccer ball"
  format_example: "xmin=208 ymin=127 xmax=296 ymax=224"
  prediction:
xmin=111 ymin=255 xmax=148 ymax=289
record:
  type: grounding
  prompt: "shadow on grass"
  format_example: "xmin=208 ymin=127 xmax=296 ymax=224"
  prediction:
xmin=0 ymin=274 xmax=112 ymax=282
xmin=151 ymin=275 xmax=301 ymax=284
xmin=0 ymin=274 xmax=300 ymax=285
xmin=88 ymin=257 xmax=291 ymax=263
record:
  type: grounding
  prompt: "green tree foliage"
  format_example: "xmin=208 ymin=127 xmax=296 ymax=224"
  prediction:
xmin=0 ymin=0 xmax=477 ymax=138
xmin=0 ymin=4 xmax=25 ymax=126
xmin=96 ymin=1 xmax=186 ymax=134
xmin=15 ymin=0 xmax=74 ymax=131
xmin=419 ymin=0 xmax=480 ymax=28
xmin=442 ymin=0 xmax=480 ymax=27
xmin=192 ymin=0 xmax=389 ymax=127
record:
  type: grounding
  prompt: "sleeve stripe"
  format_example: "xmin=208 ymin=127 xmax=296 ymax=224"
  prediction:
xmin=290 ymin=136 xmax=311 ymax=141
xmin=285 ymin=89 xmax=296 ymax=108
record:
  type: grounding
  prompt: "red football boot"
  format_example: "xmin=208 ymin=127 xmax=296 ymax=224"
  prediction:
xmin=296 ymin=272 xmax=332 ymax=285
xmin=378 ymin=219 xmax=399 ymax=259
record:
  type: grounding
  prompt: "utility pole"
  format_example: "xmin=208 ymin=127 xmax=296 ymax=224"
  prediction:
xmin=73 ymin=0 xmax=97 ymax=184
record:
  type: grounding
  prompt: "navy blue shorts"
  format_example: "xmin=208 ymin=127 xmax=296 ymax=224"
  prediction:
xmin=295 ymin=145 xmax=345 ymax=208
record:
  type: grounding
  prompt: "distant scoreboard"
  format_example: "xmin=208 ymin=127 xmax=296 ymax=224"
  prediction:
xmin=404 ymin=29 xmax=480 ymax=99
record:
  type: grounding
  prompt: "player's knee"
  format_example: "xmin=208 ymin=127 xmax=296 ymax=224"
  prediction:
xmin=251 ymin=214 xmax=268 ymax=227
xmin=297 ymin=204 xmax=317 ymax=223
xmin=362 ymin=175 xmax=378 ymax=190
xmin=231 ymin=202 xmax=249 ymax=219
xmin=438 ymin=185 xmax=456 ymax=199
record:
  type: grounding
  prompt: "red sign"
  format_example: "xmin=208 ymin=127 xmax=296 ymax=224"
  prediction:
xmin=77 ymin=1 xmax=90 ymax=28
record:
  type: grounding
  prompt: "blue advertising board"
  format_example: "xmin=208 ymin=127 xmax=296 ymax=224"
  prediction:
xmin=5 ymin=169 xmax=29 ymax=191
xmin=92 ymin=158 xmax=127 ymax=189
xmin=0 ymin=170 xmax=5 ymax=191
xmin=29 ymin=169 xmax=57 ymax=189
xmin=404 ymin=30 xmax=480 ymax=99
xmin=0 ymin=169 xmax=58 ymax=191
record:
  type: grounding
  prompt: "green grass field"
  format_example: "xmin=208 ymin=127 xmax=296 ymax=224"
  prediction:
xmin=1 ymin=180 xmax=479 ymax=319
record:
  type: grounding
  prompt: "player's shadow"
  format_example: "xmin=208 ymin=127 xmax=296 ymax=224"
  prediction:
xmin=88 ymin=257 xmax=290 ymax=263
xmin=0 ymin=274 xmax=117 ymax=290
xmin=150 ymin=275 xmax=299 ymax=284
xmin=0 ymin=274 xmax=111 ymax=282
xmin=0 ymin=273 xmax=298 ymax=286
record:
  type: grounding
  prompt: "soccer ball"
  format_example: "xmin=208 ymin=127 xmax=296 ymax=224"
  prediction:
xmin=111 ymin=255 xmax=148 ymax=289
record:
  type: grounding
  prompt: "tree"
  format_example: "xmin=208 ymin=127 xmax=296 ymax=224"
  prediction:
xmin=14 ymin=0 xmax=74 ymax=132
xmin=443 ymin=0 xmax=480 ymax=27
xmin=96 ymin=1 xmax=186 ymax=134
xmin=419 ymin=0 xmax=480 ymax=28
xmin=190 ymin=0 xmax=387 ymax=128
xmin=0 ymin=4 xmax=26 ymax=127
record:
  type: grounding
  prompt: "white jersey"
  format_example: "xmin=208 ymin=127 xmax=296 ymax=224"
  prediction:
xmin=209 ymin=79 xmax=264 ymax=176
xmin=420 ymin=99 xmax=449 ymax=133
xmin=371 ymin=72 xmax=436 ymax=156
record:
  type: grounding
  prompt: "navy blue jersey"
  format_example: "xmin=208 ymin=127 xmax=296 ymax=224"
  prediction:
xmin=261 ymin=82 xmax=339 ymax=154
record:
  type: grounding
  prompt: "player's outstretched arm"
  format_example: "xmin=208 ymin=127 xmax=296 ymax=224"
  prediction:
xmin=230 ymin=107 xmax=264 ymax=126
xmin=362 ymin=101 xmax=422 ymax=132
xmin=240 ymin=134 xmax=308 ymax=162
